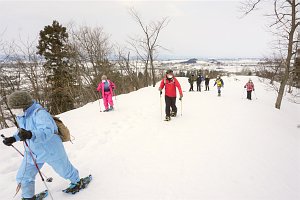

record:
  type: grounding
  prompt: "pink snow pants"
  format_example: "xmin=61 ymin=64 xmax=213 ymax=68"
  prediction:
xmin=103 ymin=91 xmax=114 ymax=110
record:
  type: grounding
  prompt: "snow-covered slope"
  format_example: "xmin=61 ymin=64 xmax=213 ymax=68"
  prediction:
xmin=0 ymin=76 xmax=299 ymax=200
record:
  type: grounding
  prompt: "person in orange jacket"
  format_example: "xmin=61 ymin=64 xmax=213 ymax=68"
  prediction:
xmin=158 ymin=70 xmax=183 ymax=121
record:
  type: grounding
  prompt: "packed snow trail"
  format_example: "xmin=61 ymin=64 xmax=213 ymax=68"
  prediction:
xmin=0 ymin=76 xmax=299 ymax=200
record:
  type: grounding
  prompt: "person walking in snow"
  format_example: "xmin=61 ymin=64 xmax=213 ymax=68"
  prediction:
xmin=204 ymin=75 xmax=210 ymax=91
xmin=196 ymin=74 xmax=203 ymax=92
xmin=214 ymin=75 xmax=224 ymax=96
xmin=188 ymin=74 xmax=195 ymax=91
xmin=97 ymin=75 xmax=116 ymax=112
xmin=244 ymin=79 xmax=255 ymax=100
xmin=2 ymin=91 xmax=85 ymax=199
xmin=159 ymin=69 xmax=183 ymax=121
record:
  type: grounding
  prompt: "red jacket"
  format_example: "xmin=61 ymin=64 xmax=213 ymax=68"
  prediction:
xmin=159 ymin=77 xmax=183 ymax=97
xmin=244 ymin=82 xmax=254 ymax=91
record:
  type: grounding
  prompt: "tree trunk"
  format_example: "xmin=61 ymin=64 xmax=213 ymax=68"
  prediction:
xmin=275 ymin=71 xmax=289 ymax=109
xmin=150 ymin=52 xmax=156 ymax=87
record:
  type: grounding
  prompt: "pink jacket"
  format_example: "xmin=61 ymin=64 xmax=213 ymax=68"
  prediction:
xmin=244 ymin=82 xmax=254 ymax=91
xmin=97 ymin=80 xmax=116 ymax=96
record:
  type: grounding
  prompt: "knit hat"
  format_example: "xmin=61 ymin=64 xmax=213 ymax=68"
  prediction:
xmin=7 ymin=91 xmax=33 ymax=109
xmin=101 ymin=75 xmax=107 ymax=80
xmin=166 ymin=69 xmax=173 ymax=74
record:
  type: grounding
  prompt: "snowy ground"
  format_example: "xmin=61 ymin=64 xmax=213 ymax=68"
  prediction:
xmin=0 ymin=75 xmax=299 ymax=200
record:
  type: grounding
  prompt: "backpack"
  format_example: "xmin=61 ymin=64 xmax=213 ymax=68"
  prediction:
xmin=216 ymin=79 xmax=223 ymax=87
xmin=36 ymin=108 xmax=71 ymax=142
xmin=52 ymin=115 xmax=71 ymax=142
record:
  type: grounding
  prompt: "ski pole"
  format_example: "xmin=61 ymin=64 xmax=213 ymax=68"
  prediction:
xmin=242 ymin=89 xmax=246 ymax=99
xmin=98 ymin=92 xmax=102 ymax=112
xmin=1 ymin=134 xmax=24 ymax=156
xmin=114 ymin=89 xmax=117 ymax=101
xmin=180 ymin=98 xmax=183 ymax=116
xmin=160 ymin=93 xmax=163 ymax=120
xmin=24 ymin=140 xmax=54 ymax=200
xmin=253 ymin=90 xmax=257 ymax=99
xmin=1 ymin=134 xmax=53 ymax=182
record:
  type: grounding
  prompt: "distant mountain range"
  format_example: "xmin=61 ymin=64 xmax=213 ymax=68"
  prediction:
xmin=180 ymin=58 xmax=198 ymax=64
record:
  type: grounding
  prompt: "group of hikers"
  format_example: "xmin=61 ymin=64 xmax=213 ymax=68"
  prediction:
xmin=2 ymin=69 xmax=255 ymax=199
xmin=159 ymin=70 xmax=255 ymax=121
xmin=188 ymin=74 xmax=211 ymax=92
xmin=188 ymin=74 xmax=224 ymax=95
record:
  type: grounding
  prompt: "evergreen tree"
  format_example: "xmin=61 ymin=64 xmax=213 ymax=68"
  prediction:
xmin=37 ymin=20 xmax=75 ymax=114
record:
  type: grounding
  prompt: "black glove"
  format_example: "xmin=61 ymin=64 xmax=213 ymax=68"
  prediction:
xmin=160 ymin=90 xmax=162 ymax=95
xmin=18 ymin=128 xmax=32 ymax=141
xmin=3 ymin=136 xmax=16 ymax=146
xmin=253 ymin=89 xmax=255 ymax=91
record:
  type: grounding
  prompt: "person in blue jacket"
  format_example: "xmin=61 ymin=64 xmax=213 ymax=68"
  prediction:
xmin=2 ymin=91 xmax=84 ymax=199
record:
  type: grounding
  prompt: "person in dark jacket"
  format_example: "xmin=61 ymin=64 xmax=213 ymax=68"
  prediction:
xmin=196 ymin=75 xmax=203 ymax=92
xmin=159 ymin=70 xmax=183 ymax=121
xmin=205 ymin=75 xmax=210 ymax=91
xmin=188 ymin=74 xmax=195 ymax=91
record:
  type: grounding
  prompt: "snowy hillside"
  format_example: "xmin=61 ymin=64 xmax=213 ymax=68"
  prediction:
xmin=0 ymin=75 xmax=299 ymax=200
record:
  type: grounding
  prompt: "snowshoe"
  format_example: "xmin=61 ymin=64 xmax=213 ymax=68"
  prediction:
xmin=63 ymin=175 xmax=92 ymax=195
xmin=22 ymin=190 xmax=48 ymax=200
xmin=109 ymin=106 xmax=114 ymax=111
xmin=164 ymin=116 xmax=171 ymax=121
xmin=103 ymin=109 xmax=110 ymax=112
xmin=170 ymin=111 xmax=177 ymax=117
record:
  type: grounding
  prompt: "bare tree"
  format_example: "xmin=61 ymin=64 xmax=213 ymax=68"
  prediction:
xmin=129 ymin=8 xmax=169 ymax=87
xmin=116 ymin=47 xmax=141 ymax=90
xmin=242 ymin=0 xmax=300 ymax=109
xmin=12 ymin=39 xmax=49 ymax=105
xmin=68 ymin=25 xmax=113 ymax=104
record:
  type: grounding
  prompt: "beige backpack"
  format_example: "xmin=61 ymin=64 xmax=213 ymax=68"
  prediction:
xmin=52 ymin=115 xmax=71 ymax=142
xmin=36 ymin=108 xmax=72 ymax=142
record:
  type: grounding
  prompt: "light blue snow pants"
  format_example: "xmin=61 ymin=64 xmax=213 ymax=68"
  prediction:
xmin=16 ymin=156 xmax=80 ymax=198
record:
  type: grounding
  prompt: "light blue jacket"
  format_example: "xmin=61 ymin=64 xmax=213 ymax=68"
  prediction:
xmin=13 ymin=101 xmax=68 ymax=164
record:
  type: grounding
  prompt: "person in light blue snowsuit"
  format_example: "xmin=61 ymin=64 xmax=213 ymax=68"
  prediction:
xmin=2 ymin=91 xmax=83 ymax=199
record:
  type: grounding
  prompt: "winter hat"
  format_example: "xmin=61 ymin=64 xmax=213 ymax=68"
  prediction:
xmin=166 ymin=69 xmax=173 ymax=74
xmin=7 ymin=91 xmax=33 ymax=109
xmin=101 ymin=75 xmax=107 ymax=80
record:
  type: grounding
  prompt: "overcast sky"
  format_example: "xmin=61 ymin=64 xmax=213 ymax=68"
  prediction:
xmin=0 ymin=1 xmax=274 ymax=59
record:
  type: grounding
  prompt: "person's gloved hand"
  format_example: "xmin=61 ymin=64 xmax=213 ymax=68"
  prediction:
xmin=253 ymin=89 xmax=255 ymax=91
xmin=18 ymin=128 xmax=32 ymax=141
xmin=160 ymin=90 xmax=162 ymax=95
xmin=3 ymin=137 xmax=16 ymax=146
xmin=179 ymin=95 xmax=183 ymax=101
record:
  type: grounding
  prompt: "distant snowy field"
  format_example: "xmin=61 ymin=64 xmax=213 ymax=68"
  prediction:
xmin=0 ymin=75 xmax=299 ymax=200
xmin=159 ymin=58 xmax=261 ymax=73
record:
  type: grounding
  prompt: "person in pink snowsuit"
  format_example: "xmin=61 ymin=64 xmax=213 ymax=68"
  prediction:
xmin=97 ymin=75 xmax=116 ymax=112
xmin=244 ymin=79 xmax=255 ymax=100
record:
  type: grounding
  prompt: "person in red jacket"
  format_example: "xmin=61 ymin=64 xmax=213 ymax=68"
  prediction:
xmin=244 ymin=79 xmax=255 ymax=100
xmin=159 ymin=70 xmax=183 ymax=121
